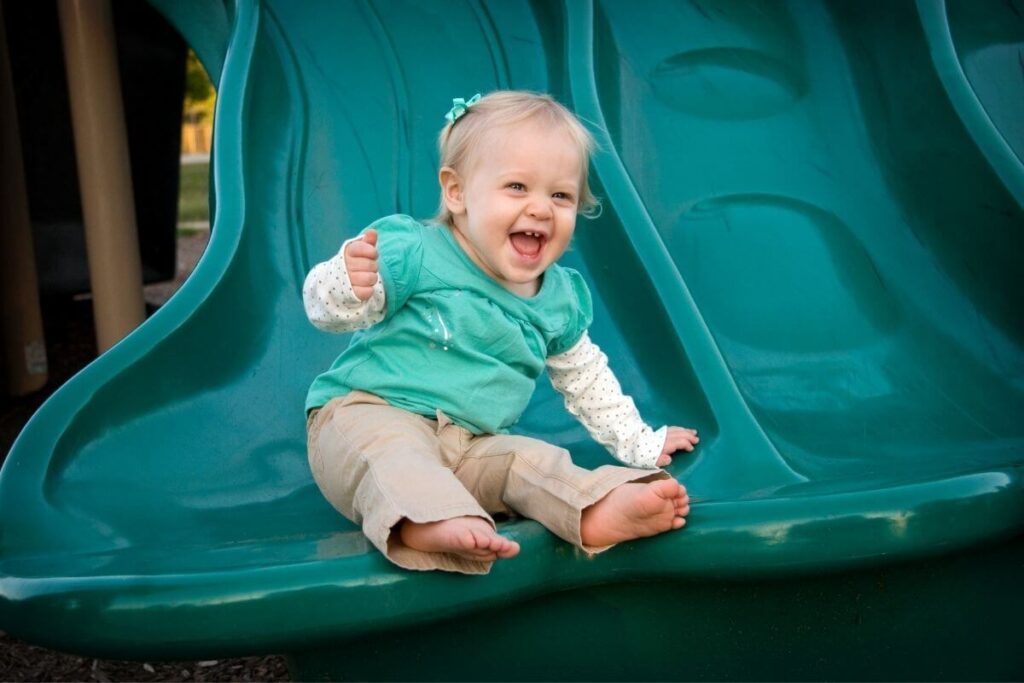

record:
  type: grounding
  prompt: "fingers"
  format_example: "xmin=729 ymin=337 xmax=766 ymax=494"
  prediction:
xmin=345 ymin=237 xmax=379 ymax=261
xmin=658 ymin=426 xmax=701 ymax=467
xmin=345 ymin=254 xmax=378 ymax=271
xmin=349 ymin=262 xmax=378 ymax=302
xmin=344 ymin=231 xmax=381 ymax=302
xmin=347 ymin=260 xmax=379 ymax=284
xmin=663 ymin=426 xmax=700 ymax=455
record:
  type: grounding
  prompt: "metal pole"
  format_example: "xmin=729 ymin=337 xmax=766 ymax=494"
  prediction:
xmin=0 ymin=3 xmax=48 ymax=395
xmin=58 ymin=0 xmax=145 ymax=353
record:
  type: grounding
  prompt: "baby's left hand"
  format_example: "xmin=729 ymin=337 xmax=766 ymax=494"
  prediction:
xmin=656 ymin=426 xmax=699 ymax=467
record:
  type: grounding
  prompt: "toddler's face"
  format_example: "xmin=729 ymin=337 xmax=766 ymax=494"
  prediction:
xmin=443 ymin=120 xmax=583 ymax=297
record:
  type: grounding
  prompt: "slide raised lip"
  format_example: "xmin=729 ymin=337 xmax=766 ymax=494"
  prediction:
xmin=916 ymin=0 xmax=1024 ymax=207
xmin=2 ymin=465 xmax=1021 ymax=659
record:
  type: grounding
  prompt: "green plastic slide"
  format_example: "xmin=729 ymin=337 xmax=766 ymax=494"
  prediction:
xmin=2 ymin=0 xmax=1022 ymax=679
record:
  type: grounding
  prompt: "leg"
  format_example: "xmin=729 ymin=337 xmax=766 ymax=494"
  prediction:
xmin=307 ymin=392 xmax=515 ymax=574
xmin=458 ymin=434 xmax=686 ymax=553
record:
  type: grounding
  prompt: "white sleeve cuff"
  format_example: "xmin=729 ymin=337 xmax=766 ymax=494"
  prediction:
xmin=634 ymin=425 xmax=668 ymax=470
xmin=303 ymin=237 xmax=386 ymax=332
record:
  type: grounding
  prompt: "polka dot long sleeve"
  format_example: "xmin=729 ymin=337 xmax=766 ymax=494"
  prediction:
xmin=303 ymin=236 xmax=386 ymax=333
xmin=546 ymin=332 xmax=667 ymax=469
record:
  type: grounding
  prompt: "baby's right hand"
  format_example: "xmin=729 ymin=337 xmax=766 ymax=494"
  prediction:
xmin=343 ymin=229 xmax=379 ymax=301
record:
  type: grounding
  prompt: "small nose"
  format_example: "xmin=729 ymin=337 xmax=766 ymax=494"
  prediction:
xmin=526 ymin=198 xmax=552 ymax=220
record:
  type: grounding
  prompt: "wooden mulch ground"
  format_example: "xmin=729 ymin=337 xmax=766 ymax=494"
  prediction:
xmin=0 ymin=633 xmax=289 ymax=683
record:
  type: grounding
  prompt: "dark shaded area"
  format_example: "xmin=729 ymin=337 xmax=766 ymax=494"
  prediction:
xmin=0 ymin=630 xmax=288 ymax=682
xmin=3 ymin=0 xmax=185 ymax=294
xmin=0 ymin=297 xmax=97 ymax=461
xmin=0 ymin=0 xmax=292 ymax=676
xmin=0 ymin=235 xmax=291 ymax=682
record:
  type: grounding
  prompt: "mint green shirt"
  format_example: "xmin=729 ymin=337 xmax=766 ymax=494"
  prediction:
xmin=305 ymin=214 xmax=594 ymax=434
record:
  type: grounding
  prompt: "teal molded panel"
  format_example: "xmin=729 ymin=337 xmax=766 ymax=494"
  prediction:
xmin=1 ymin=0 xmax=1022 ymax=679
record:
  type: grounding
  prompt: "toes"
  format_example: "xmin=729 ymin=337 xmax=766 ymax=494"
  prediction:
xmin=464 ymin=543 xmax=498 ymax=557
xmin=459 ymin=529 xmax=484 ymax=552
xmin=468 ymin=527 xmax=497 ymax=550
xmin=475 ymin=531 xmax=500 ymax=549
xmin=496 ymin=540 xmax=520 ymax=558
xmin=454 ymin=533 xmax=498 ymax=561
xmin=495 ymin=537 xmax=520 ymax=557
xmin=470 ymin=527 xmax=520 ymax=559
xmin=650 ymin=478 xmax=683 ymax=500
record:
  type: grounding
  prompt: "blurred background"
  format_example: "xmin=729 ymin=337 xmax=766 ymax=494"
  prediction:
xmin=1 ymin=0 xmax=212 ymax=452
xmin=0 ymin=1 xmax=288 ymax=679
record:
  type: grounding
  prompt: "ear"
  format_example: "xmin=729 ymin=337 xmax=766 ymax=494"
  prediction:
xmin=439 ymin=166 xmax=466 ymax=216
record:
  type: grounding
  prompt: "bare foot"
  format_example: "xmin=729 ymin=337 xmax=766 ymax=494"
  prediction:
xmin=399 ymin=516 xmax=520 ymax=563
xmin=580 ymin=479 xmax=690 ymax=548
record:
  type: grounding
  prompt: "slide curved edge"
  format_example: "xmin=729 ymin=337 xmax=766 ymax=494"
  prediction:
xmin=916 ymin=0 xmax=1024 ymax=208
xmin=1 ymin=466 xmax=1020 ymax=659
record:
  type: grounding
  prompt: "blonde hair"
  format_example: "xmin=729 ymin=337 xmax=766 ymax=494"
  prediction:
xmin=434 ymin=90 xmax=600 ymax=226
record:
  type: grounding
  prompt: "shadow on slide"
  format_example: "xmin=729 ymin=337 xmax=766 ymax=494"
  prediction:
xmin=2 ymin=0 xmax=1022 ymax=679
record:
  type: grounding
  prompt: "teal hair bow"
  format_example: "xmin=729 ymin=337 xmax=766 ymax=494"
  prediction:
xmin=445 ymin=93 xmax=481 ymax=124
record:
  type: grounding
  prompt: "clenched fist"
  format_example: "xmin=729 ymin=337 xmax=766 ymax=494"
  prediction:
xmin=343 ymin=229 xmax=379 ymax=301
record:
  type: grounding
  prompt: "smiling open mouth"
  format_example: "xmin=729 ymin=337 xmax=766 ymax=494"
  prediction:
xmin=510 ymin=231 xmax=546 ymax=258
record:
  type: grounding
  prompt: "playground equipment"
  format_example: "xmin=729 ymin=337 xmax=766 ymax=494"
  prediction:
xmin=1 ymin=0 xmax=1022 ymax=679
xmin=0 ymin=5 xmax=47 ymax=395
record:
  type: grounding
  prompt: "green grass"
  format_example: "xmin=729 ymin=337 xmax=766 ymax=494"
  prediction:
xmin=178 ymin=162 xmax=210 ymax=224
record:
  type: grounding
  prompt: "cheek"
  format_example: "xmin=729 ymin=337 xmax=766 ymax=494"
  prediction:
xmin=549 ymin=231 xmax=574 ymax=257
xmin=469 ymin=196 xmax=504 ymax=220
xmin=557 ymin=212 xmax=577 ymax=237
xmin=557 ymin=204 xmax=578 ymax=222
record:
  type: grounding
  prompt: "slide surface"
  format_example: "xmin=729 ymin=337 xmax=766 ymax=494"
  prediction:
xmin=1 ymin=0 xmax=1022 ymax=667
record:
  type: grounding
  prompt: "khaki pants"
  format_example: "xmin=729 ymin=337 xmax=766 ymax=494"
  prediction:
xmin=307 ymin=391 xmax=667 ymax=574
